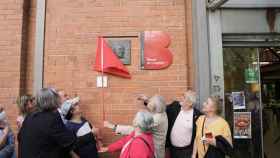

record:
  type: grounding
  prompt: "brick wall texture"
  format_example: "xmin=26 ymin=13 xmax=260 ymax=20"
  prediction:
xmin=0 ymin=0 xmax=193 ymax=157
xmin=0 ymin=0 xmax=24 ymax=130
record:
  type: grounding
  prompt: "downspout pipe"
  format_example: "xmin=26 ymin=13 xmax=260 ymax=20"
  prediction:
xmin=33 ymin=0 xmax=46 ymax=94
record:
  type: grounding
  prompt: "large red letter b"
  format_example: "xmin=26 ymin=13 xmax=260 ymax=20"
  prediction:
xmin=141 ymin=31 xmax=173 ymax=70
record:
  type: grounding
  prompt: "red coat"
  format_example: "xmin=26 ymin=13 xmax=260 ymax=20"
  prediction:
xmin=108 ymin=131 xmax=154 ymax=158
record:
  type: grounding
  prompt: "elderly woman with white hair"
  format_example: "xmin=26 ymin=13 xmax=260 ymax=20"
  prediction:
xmin=104 ymin=95 xmax=168 ymax=158
xmin=100 ymin=111 xmax=155 ymax=158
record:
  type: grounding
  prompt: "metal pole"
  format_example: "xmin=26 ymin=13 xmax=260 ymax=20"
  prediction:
xmin=257 ymin=48 xmax=265 ymax=158
xmin=33 ymin=0 xmax=46 ymax=94
xmin=101 ymin=37 xmax=105 ymax=121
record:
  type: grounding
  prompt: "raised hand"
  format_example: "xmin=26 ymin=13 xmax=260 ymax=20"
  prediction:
xmin=204 ymin=137 xmax=216 ymax=146
xmin=137 ymin=94 xmax=149 ymax=101
xmin=103 ymin=121 xmax=115 ymax=129
xmin=99 ymin=147 xmax=108 ymax=153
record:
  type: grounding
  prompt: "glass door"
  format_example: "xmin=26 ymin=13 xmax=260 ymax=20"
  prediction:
xmin=260 ymin=47 xmax=280 ymax=158
xmin=223 ymin=48 xmax=263 ymax=158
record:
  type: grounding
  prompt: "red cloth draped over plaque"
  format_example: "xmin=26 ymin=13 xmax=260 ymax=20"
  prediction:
xmin=94 ymin=37 xmax=131 ymax=79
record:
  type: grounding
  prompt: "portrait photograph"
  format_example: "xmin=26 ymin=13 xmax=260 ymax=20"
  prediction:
xmin=108 ymin=39 xmax=131 ymax=65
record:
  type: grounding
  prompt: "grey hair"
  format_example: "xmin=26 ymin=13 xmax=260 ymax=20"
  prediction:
xmin=35 ymin=88 xmax=61 ymax=112
xmin=133 ymin=111 xmax=154 ymax=132
xmin=147 ymin=95 xmax=166 ymax=113
xmin=184 ymin=91 xmax=196 ymax=105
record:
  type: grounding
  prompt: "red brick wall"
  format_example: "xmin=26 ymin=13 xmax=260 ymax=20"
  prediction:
xmin=0 ymin=0 xmax=25 ymax=130
xmin=43 ymin=0 xmax=193 ymax=145
xmin=185 ymin=0 xmax=194 ymax=88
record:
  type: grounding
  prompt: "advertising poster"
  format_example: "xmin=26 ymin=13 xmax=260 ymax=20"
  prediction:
xmin=234 ymin=112 xmax=252 ymax=139
xmin=232 ymin=91 xmax=246 ymax=110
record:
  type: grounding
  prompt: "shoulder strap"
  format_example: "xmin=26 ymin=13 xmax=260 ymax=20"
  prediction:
xmin=194 ymin=108 xmax=201 ymax=119
xmin=128 ymin=137 xmax=154 ymax=158
xmin=139 ymin=137 xmax=154 ymax=158
xmin=201 ymin=116 xmax=206 ymax=152
xmin=138 ymin=137 xmax=153 ymax=153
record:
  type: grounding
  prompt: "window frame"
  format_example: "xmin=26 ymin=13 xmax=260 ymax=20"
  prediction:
xmin=222 ymin=0 xmax=280 ymax=8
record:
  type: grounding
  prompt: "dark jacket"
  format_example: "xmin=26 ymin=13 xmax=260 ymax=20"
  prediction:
xmin=166 ymin=101 xmax=202 ymax=148
xmin=74 ymin=132 xmax=98 ymax=158
xmin=66 ymin=119 xmax=98 ymax=158
xmin=204 ymin=136 xmax=233 ymax=158
xmin=18 ymin=111 xmax=76 ymax=158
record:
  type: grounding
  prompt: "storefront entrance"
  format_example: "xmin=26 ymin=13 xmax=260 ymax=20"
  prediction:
xmin=260 ymin=47 xmax=280 ymax=158
xmin=223 ymin=47 xmax=280 ymax=158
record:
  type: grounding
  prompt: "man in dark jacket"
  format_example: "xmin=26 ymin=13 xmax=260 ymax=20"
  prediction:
xmin=166 ymin=90 xmax=202 ymax=158
xmin=18 ymin=88 xmax=76 ymax=158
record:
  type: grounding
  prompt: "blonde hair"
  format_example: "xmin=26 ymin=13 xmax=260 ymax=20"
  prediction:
xmin=16 ymin=95 xmax=33 ymax=115
xmin=209 ymin=96 xmax=222 ymax=115
xmin=147 ymin=95 xmax=166 ymax=113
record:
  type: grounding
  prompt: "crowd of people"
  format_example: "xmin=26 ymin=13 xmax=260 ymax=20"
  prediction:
xmin=0 ymin=88 xmax=234 ymax=158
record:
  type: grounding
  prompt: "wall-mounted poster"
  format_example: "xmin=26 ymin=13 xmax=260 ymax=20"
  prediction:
xmin=234 ymin=112 xmax=251 ymax=139
xmin=232 ymin=91 xmax=246 ymax=110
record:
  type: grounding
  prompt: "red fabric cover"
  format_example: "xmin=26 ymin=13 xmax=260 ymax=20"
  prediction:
xmin=94 ymin=37 xmax=131 ymax=79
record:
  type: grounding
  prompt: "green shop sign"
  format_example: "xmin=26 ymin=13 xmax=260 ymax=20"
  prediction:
xmin=245 ymin=68 xmax=258 ymax=83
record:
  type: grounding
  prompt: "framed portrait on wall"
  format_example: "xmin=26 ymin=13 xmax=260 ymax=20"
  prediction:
xmin=108 ymin=39 xmax=131 ymax=65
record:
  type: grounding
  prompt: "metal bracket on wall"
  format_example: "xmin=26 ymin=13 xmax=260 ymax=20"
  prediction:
xmin=102 ymin=35 xmax=139 ymax=38
xmin=223 ymin=34 xmax=280 ymax=47
xmin=207 ymin=0 xmax=229 ymax=10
